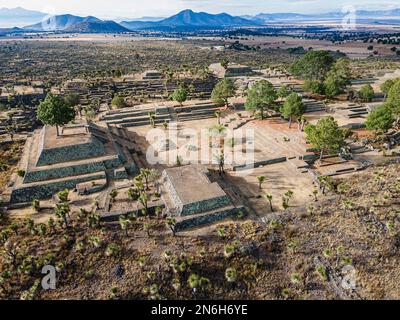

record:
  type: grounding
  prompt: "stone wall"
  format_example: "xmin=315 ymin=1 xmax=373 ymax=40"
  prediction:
xmin=181 ymin=195 xmax=231 ymax=216
xmin=114 ymin=167 xmax=128 ymax=180
xmin=36 ymin=132 xmax=105 ymax=166
xmin=162 ymin=171 xmax=184 ymax=214
xmin=174 ymin=206 xmax=245 ymax=232
xmin=23 ymin=161 xmax=106 ymax=183
xmin=162 ymin=170 xmax=231 ymax=216
xmin=233 ymin=157 xmax=287 ymax=171
xmin=103 ymin=156 xmax=123 ymax=169
xmin=11 ymin=172 xmax=107 ymax=203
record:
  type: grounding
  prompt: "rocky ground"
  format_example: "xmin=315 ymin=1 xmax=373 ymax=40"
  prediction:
xmin=0 ymin=161 xmax=399 ymax=300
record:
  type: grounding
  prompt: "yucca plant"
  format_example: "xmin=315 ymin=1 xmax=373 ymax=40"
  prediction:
xmin=32 ymin=199 xmax=40 ymax=212
xmin=109 ymin=189 xmax=118 ymax=203
xmin=172 ymin=278 xmax=181 ymax=291
xmin=35 ymin=223 xmax=47 ymax=236
xmin=138 ymin=256 xmax=146 ymax=269
xmin=119 ymin=215 xmax=130 ymax=237
xmin=290 ymin=273 xmax=302 ymax=284
xmin=217 ymin=227 xmax=226 ymax=239
xmin=188 ymin=273 xmax=200 ymax=291
xmin=163 ymin=250 xmax=173 ymax=262
xmin=166 ymin=217 xmax=177 ymax=236
xmin=88 ymin=236 xmax=102 ymax=249
xmin=323 ymin=248 xmax=333 ymax=258
xmin=223 ymin=244 xmax=236 ymax=258
xmin=105 ymin=243 xmax=121 ymax=257
xmin=75 ymin=240 xmax=85 ymax=251
xmin=225 ymin=267 xmax=237 ymax=283
xmin=315 ymin=265 xmax=328 ymax=281
xmin=257 ymin=176 xmax=266 ymax=190
xmin=264 ymin=194 xmax=274 ymax=212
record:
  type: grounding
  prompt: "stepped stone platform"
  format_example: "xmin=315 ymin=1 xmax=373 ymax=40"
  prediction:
xmin=9 ymin=123 xmax=135 ymax=203
xmin=161 ymin=165 xmax=242 ymax=231
xmin=303 ymin=99 xmax=325 ymax=113
xmin=61 ymin=73 xmax=217 ymax=105
xmin=100 ymin=103 xmax=173 ymax=128
xmin=142 ymin=70 xmax=162 ymax=80
xmin=210 ymin=63 xmax=254 ymax=78
xmin=175 ymin=101 xmax=221 ymax=122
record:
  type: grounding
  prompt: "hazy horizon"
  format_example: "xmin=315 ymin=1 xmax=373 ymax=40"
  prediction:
xmin=1 ymin=0 xmax=400 ymax=21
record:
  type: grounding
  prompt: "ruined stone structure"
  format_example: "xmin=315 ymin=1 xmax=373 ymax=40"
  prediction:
xmin=8 ymin=122 xmax=138 ymax=203
xmin=161 ymin=165 xmax=244 ymax=231
xmin=100 ymin=100 xmax=223 ymax=128
xmin=209 ymin=63 xmax=254 ymax=78
xmin=61 ymin=72 xmax=217 ymax=106
xmin=141 ymin=70 xmax=162 ymax=80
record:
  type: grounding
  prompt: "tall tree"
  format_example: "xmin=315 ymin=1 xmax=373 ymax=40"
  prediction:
xmin=290 ymin=50 xmax=335 ymax=82
xmin=324 ymin=75 xmax=341 ymax=98
xmin=37 ymin=93 xmax=75 ymax=136
xmin=366 ymin=105 xmax=394 ymax=132
xmin=277 ymin=85 xmax=291 ymax=98
xmin=64 ymin=93 xmax=80 ymax=108
xmin=211 ymin=79 xmax=235 ymax=108
xmin=305 ymin=116 xmax=345 ymax=161
xmin=358 ymin=84 xmax=374 ymax=103
xmin=328 ymin=58 xmax=351 ymax=88
xmin=380 ymin=79 xmax=396 ymax=101
xmin=245 ymin=80 xmax=277 ymax=120
xmin=171 ymin=86 xmax=188 ymax=106
xmin=280 ymin=93 xmax=306 ymax=128
xmin=385 ymin=79 xmax=400 ymax=121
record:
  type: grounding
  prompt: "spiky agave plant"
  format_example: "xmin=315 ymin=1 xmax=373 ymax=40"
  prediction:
xmin=223 ymin=244 xmax=236 ymax=258
xmin=188 ymin=273 xmax=200 ymax=291
xmin=163 ymin=250 xmax=173 ymax=262
xmin=172 ymin=278 xmax=181 ymax=291
xmin=225 ymin=267 xmax=237 ymax=283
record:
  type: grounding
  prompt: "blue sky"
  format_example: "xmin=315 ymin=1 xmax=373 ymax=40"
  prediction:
xmin=1 ymin=0 xmax=400 ymax=19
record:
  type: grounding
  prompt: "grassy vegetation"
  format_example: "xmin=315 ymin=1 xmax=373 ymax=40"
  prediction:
xmin=0 ymin=40 xmax=296 ymax=84
xmin=1 ymin=163 xmax=400 ymax=299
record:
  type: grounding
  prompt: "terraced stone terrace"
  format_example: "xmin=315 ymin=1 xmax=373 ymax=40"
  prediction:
xmin=6 ymin=122 xmax=138 ymax=203
xmin=60 ymin=72 xmax=218 ymax=106
xmin=161 ymin=165 xmax=244 ymax=231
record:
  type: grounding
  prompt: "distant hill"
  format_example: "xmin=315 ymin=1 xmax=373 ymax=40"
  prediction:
xmin=25 ymin=14 xmax=101 ymax=31
xmin=0 ymin=27 xmax=25 ymax=36
xmin=356 ymin=8 xmax=400 ymax=17
xmin=0 ymin=6 xmax=47 ymax=28
xmin=65 ymin=21 xmax=130 ymax=33
xmin=253 ymin=12 xmax=310 ymax=21
xmin=247 ymin=8 xmax=400 ymax=23
xmin=121 ymin=9 xmax=258 ymax=31
xmin=119 ymin=20 xmax=156 ymax=30
xmin=159 ymin=9 xmax=256 ymax=27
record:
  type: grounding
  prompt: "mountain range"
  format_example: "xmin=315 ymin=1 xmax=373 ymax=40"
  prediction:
xmin=247 ymin=8 xmax=400 ymax=23
xmin=0 ymin=6 xmax=47 ymax=28
xmin=1 ymin=7 xmax=400 ymax=33
xmin=26 ymin=14 xmax=102 ymax=31
xmin=120 ymin=9 xmax=257 ymax=30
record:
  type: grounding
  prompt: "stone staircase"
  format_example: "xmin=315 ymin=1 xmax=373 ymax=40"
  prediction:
xmin=347 ymin=106 xmax=368 ymax=119
xmin=101 ymin=106 xmax=172 ymax=128
xmin=303 ymin=99 xmax=325 ymax=113
xmin=175 ymin=102 xmax=221 ymax=122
